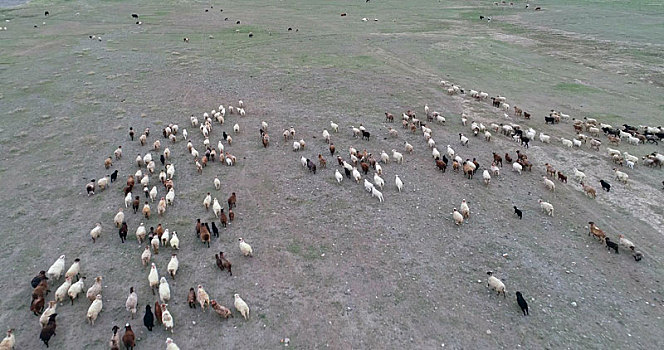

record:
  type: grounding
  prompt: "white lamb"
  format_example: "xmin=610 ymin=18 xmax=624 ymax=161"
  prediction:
xmin=573 ymin=168 xmax=586 ymax=182
xmin=538 ymin=199 xmax=554 ymax=216
xmin=395 ymin=175 xmax=403 ymax=192
xmin=364 ymin=179 xmax=374 ymax=193
xmin=373 ymin=173 xmax=384 ymax=189
xmin=392 ymin=149 xmax=403 ymax=164
xmin=330 ymin=121 xmax=339 ymax=132
xmin=512 ymin=162 xmax=522 ymax=174
xmin=292 ymin=141 xmax=300 ymax=152
xmin=371 ymin=187 xmax=384 ymax=203
xmin=486 ymin=272 xmax=506 ymax=298
xmin=543 ymin=176 xmax=555 ymax=191
xmin=483 ymin=170 xmax=491 ymax=185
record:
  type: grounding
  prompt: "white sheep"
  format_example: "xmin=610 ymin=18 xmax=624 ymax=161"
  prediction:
xmin=364 ymin=179 xmax=374 ymax=193
xmin=543 ymin=176 xmax=555 ymax=191
xmin=124 ymin=288 xmax=138 ymax=320
xmin=87 ymin=294 xmax=103 ymax=325
xmin=170 ymin=231 xmax=179 ymax=250
xmin=613 ymin=168 xmax=628 ymax=183
xmin=114 ymin=209 xmax=125 ymax=228
xmin=432 ymin=147 xmax=441 ymax=160
xmin=161 ymin=305 xmax=174 ymax=333
xmin=373 ymin=173 xmax=384 ymax=190
xmin=572 ymin=139 xmax=583 ymax=148
xmin=159 ymin=278 xmax=171 ymax=303
xmin=501 ymin=103 xmax=510 ymax=111
xmin=484 ymin=130 xmax=491 ymax=142
xmin=322 ymin=129 xmax=330 ymax=143
xmin=47 ymin=255 xmax=66 ymax=280
xmin=446 ymin=144 xmax=455 ymax=158
xmin=371 ymin=187 xmax=384 ymax=202
xmin=350 ymin=126 xmax=361 ymax=137
xmin=627 ymin=135 xmax=640 ymax=145
xmin=623 ymin=152 xmax=638 ymax=165
xmin=54 ymin=276 xmax=72 ymax=303
xmin=39 ymin=301 xmax=58 ymax=328
xmin=166 ymin=338 xmax=180 ymax=350
xmin=392 ymin=149 xmax=403 ymax=164
xmin=239 ymin=238 xmax=253 ymax=256
xmin=512 ymin=162 xmax=522 ymax=174
xmin=334 ymin=169 xmax=343 ymax=184
xmin=161 ymin=229 xmax=170 ymax=247
xmin=330 ymin=121 xmax=339 ymax=132
xmin=167 ymin=255 xmax=178 ymax=279
xmin=395 ymin=175 xmax=403 ymax=192
xmin=148 ymin=263 xmax=159 ymax=293
xmin=292 ymin=141 xmax=300 ymax=152
xmin=404 ymin=141 xmax=413 ymax=154
xmin=573 ymin=168 xmax=586 ymax=182
xmin=538 ymin=199 xmax=554 ymax=216
xmin=67 ymin=277 xmax=85 ymax=305
xmin=436 ymin=115 xmax=446 ymax=124
xmin=486 ymin=272 xmax=506 ymax=298
xmin=212 ymin=198 xmax=222 ymax=217
xmin=234 ymin=294 xmax=250 ymax=319
xmin=452 ymin=208 xmax=464 ymax=225
xmin=141 ymin=246 xmax=151 ymax=266
xmin=427 ymin=138 xmax=436 ymax=149
xmin=352 ymin=167 xmax=362 ymax=183
xmin=97 ymin=176 xmax=108 ymax=191
xmin=539 ymin=133 xmax=550 ymax=143
xmin=561 ymin=138 xmax=573 ymax=148
xmin=90 ymin=223 xmax=102 ymax=242
xmin=483 ymin=170 xmax=491 ymax=185
xmin=375 ymin=163 xmax=383 ymax=175
xmin=490 ymin=163 xmax=500 ymax=176
xmin=300 ymin=156 xmax=307 ymax=168
xmin=607 ymin=147 xmax=621 ymax=157
xmin=380 ymin=150 xmax=390 ymax=164
xmin=166 ymin=164 xmax=175 ymax=179
xmin=460 ymin=199 xmax=470 ymax=219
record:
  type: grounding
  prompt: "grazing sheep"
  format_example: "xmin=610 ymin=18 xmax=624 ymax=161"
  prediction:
xmin=543 ymin=176 xmax=555 ymax=191
xmin=538 ymin=199 xmax=554 ymax=216
xmin=161 ymin=304 xmax=174 ymax=333
xmin=159 ymin=277 xmax=171 ymax=303
xmin=371 ymin=187 xmax=384 ymax=202
xmin=40 ymin=301 xmax=58 ymax=327
xmin=580 ymin=182 xmax=596 ymax=199
xmin=573 ymin=168 xmax=586 ymax=182
xmin=613 ymin=168 xmax=628 ymax=184
xmin=234 ymin=294 xmax=250 ymax=319
xmin=90 ymin=223 xmax=102 ymax=243
xmin=197 ymin=285 xmax=210 ymax=310
xmin=87 ymin=294 xmax=103 ymax=325
xmin=452 ymin=208 xmax=464 ymax=225
xmin=47 ymin=255 xmax=66 ymax=280
xmin=588 ymin=222 xmax=606 ymax=242
xmin=392 ymin=149 xmax=403 ymax=163
xmin=395 ymin=175 xmax=403 ymax=192
xmin=486 ymin=271 xmax=506 ymax=298
xmin=239 ymin=238 xmax=253 ymax=256
xmin=126 ymin=287 xmax=138 ymax=319
xmin=167 ymin=254 xmax=178 ymax=279
xmin=512 ymin=162 xmax=522 ymax=174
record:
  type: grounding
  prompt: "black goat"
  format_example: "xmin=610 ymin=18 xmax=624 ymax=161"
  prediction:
xmin=599 ymin=180 xmax=611 ymax=192
xmin=513 ymin=206 xmax=522 ymax=219
xmin=361 ymin=130 xmax=371 ymax=141
xmin=516 ymin=291 xmax=529 ymax=316
xmin=605 ymin=237 xmax=619 ymax=254
xmin=545 ymin=116 xmax=555 ymax=124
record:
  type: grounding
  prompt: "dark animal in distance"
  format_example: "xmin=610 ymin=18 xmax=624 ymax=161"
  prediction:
xmin=513 ymin=206 xmax=522 ymax=219
xmin=516 ymin=291 xmax=529 ymax=316
xmin=605 ymin=237 xmax=619 ymax=254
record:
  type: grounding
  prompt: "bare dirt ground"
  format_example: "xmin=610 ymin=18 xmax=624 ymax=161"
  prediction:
xmin=1 ymin=0 xmax=663 ymax=349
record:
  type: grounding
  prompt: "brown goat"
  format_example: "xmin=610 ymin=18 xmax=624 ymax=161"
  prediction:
xmin=188 ymin=288 xmax=197 ymax=308
xmin=492 ymin=152 xmax=503 ymax=167
xmin=435 ymin=159 xmax=447 ymax=172
xmin=557 ymin=171 xmax=568 ymax=183
xmin=385 ymin=112 xmax=394 ymax=122
xmin=545 ymin=163 xmax=556 ymax=177
xmin=588 ymin=222 xmax=606 ymax=242
xmin=104 ymin=157 xmax=113 ymax=169
xmin=580 ymin=182 xmax=597 ymax=199
xmin=318 ymin=154 xmax=326 ymax=168
xmin=200 ymin=223 xmax=211 ymax=248
xmin=215 ymin=252 xmax=232 ymax=276
xmin=229 ymin=208 xmax=235 ymax=222
xmin=154 ymin=301 xmax=162 ymax=324
xmin=228 ymin=192 xmax=236 ymax=209
xmin=504 ymin=153 xmax=513 ymax=163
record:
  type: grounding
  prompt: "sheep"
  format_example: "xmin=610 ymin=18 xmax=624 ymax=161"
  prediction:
xmin=580 ymin=182 xmax=596 ymax=199
xmin=572 ymin=138 xmax=582 ymax=148
xmin=234 ymin=294 xmax=250 ymax=319
xmin=585 ymin=222 xmax=606 ymax=245
xmin=371 ymin=187 xmax=384 ymax=202
xmin=392 ymin=149 xmax=403 ymax=163
xmin=352 ymin=167 xmax=362 ymax=183
xmin=97 ymin=175 xmax=109 ymax=191
xmin=39 ymin=314 xmax=57 ymax=347
xmin=158 ymin=277 xmax=171 ymax=304
xmin=161 ymin=304 xmax=174 ymax=333
xmin=394 ymin=175 xmax=404 ymax=192
xmin=148 ymin=263 xmax=159 ymax=295
xmin=428 ymin=147 xmax=440 ymax=160
xmin=87 ymin=294 xmax=103 ymax=325
xmin=572 ymin=168 xmax=586 ymax=182
xmin=151 ymin=234 xmax=160 ymax=254
xmin=486 ymin=271 xmax=506 ymax=298
xmin=39 ymin=301 xmax=58 ymax=328
xmin=512 ymin=162 xmax=522 ymax=174
xmin=543 ymin=176 xmax=555 ymax=191
xmin=335 ymin=169 xmax=343 ymax=184
xmin=47 ymin=255 xmax=66 ymax=280
xmin=213 ymin=198 xmax=222 ymax=217
xmin=125 ymin=287 xmax=138 ymax=319
xmin=84 ymin=276 xmax=102 ymax=302
xmin=513 ymin=206 xmax=522 ymax=219
xmin=216 ymin=252 xmax=232 ymax=276
xmin=90 ymin=223 xmax=102 ymax=243
xmin=165 ymin=188 xmax=175 ymax=205
xmin=613 ymin=168 xmax=628 ymax=184
xmin=490 ymin=162 xmax=499 ymax=176
xmin=0 ymin=329 xmax=14 ymax=350
xmin=140 ymin=246 xmax=151 ymax=266
xmin=166 ymin=338 xmax=180 ymax=350
xmin=623 ymin=152 xmax=639 ymax=165
xmin=605 ymin=237 xmax=620 ymax=254
xmin=452 ymin=208 xmax=464 ymax=225
xmin=54 ymin=276 xmax=72 ymax=304
xmin=631 ymin=247 xmax=643 ymax=261
xmin=197 ymin=285 xmax=210 ymax=310
xmin=239 ymin=237 xmax=253 ymax=256
xmin=375 ymin=163 xmax=383 ymax=175
xmin=148 ymin=186 xmax=158 ymax=202
xmin=114 ymin=208 xmax=125 ymax=228
xmin=561 ymin=138 xmax=573 ymax=148
xmin=538 ymin=199 xmax=554 ymax=216
xmin=618 ymin=234 xmax=635 ymax=250
xmin=169 ymin=231 xmax=179 ymax=250
xmin=627 ymin=135 xmax=640 ymax=145
xmin=167 ymin=254 xmax=178 ymax=279
xmin=373 ymin=173 xmax=384 ymax=190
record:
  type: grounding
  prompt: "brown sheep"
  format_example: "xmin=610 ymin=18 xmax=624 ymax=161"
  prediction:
xmin=104 ymin=157 xmax=113 ymax=169
xmin=188 ymin=288 xmax=197 ymax=308
xmin=215 ymin=252 xmax=232 ymax=276
xmin=580 ymin=182 xmax=597 ymax=199
xmin=200 ymin=223 xmax=211 ymax=248
xmin=229 ymin=208 xmax=235 ymax=222
xmin=228 ymin=192 xmax=236 ymax=209
xmin=492 ymin=152 xmax=503 ymax=167
xmin=545 ymin=163 xmax=556 ymax=177
xmin=557 ymin=171 xmax=568 ymax=183
xmin=588 ymin=222 xmax=606 ymax=242
xmin=318 ymin=154 xmax=327 ymax=168
xmin=211 ymin=300 xmax=233 ymax=319
xmin=384 ymin=112 xmax=394 ymax=122
xmin=435 ymin=159 xmax=447 ymax=172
